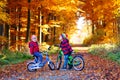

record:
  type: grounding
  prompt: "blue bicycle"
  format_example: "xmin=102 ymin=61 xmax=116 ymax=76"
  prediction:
xmin=27 ymin=47 xmax=55 ymax=72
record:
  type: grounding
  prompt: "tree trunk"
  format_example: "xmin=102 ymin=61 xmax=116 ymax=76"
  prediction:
xmin=92 ymin=24 xmax=94 ymax=34
xmin=53 ymin=27 xmax=56 ymax=43
xmin=26 ymin=0 xmax=31 ymax=42
xmin=4 ymin=24 xmax=9 ymax=49
xmin=0 ymin=24 xmax=3 ymax=36
xmin=38 ymin=7 xmax=42 ymax=44
xmin=3 ymin=23 xmax=5 ymax=36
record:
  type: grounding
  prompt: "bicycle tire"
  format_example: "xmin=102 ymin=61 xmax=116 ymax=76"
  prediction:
xmin=73 ymin=55 xmax=85 ymax=71
xmin=48 ymin=61 xmax=55 ymax=70
xmin=56 ymin=56 xmax=62 ymax=70
xmin=27 ymin=62 xmax=37 ymax=72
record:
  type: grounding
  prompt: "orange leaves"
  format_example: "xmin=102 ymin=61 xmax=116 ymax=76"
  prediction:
xmin=0 ymin=52 xmax=120 ymax=79
xmin=0 ymin=0 xmax=9 ymax=23
xmin=0 ymin=36 xmax=7 ymax=44
xmin=81 ymin=0 xmax=117 ymax=23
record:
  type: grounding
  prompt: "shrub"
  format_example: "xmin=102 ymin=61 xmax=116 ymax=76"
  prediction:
xmin=0 ymin=59 xmax=9 ymax=65
xmin=83 ymin=29 xmax=105 ymax=45
xmin=88 ymin=44 xmax=107 ymax=55
xmin=40 ymin=42 xmax=60 ymax=55
xmin=0 ymin=49 xmax=32 ymax=67
xmin=89 ymin=44 xmax=120 ymax=64
xmin=48 ymin=45 xmax=59 ymax=55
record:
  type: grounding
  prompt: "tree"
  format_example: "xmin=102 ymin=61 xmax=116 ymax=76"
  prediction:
xmin=0 ymin=0 xmax=9 ymax=23
xmin=6 ymin=0 xmax=80 ymax=45
xmin=26 ymin=0 xmax=31 ymax=42
xmin=0 ymin=0 xmax=9 ymax=37
xmin=80 ymin=0 xmax=117 ymax=33
xmin=80 ymin=0 xmax=120 ymax=44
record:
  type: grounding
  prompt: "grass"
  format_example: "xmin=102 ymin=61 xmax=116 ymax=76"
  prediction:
xmin=88 ymin=44 xmax=120 ymax=65
xmin=0 ymin=44 xmax=59 ymax=68
xmin=0 ymin=42 xmax=79 ymax=68
xmin=106 ymin=52 xmax=120 ymax=64
xmin=0 ymin=49 xmax=33 ymax=67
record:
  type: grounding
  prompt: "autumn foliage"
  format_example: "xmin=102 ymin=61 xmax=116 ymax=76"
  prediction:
xmin=0 ymin=0 xmax=120 ymax=47
xmin=79 ymin=0 xmax=120 ymax=44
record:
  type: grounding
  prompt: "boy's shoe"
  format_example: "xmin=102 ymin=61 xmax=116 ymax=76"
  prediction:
xmin=68 ymin=65 xmax=73 ymax=70
xmin=39 ymin=63 xmax=44 ymax=67
xmin=60 ymin=67 xmax=67 ymax=70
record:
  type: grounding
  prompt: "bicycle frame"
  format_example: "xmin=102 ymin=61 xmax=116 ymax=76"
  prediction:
xmin=32 ymin=51 xmax=51 ymax=68
xmin=68 ymin=55 xmax=73 ymax=65
xmin=42 ymin=52 xmax=51 ymax=66
xmin=57 ymin=50 xmax=63 ymax=61
xmin=57 ymin=49 xmax=73 ymax=65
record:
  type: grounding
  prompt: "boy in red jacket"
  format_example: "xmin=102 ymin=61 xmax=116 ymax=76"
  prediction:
xmin=29 ymin=35 xmax=42 ymax=63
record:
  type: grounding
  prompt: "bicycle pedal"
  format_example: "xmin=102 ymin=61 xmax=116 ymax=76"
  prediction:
xmin=34 ymin=66 xmax=40 ymax=69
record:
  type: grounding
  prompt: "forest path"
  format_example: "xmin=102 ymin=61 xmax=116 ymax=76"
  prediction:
xmin=0 ymin=46 xmax=120 ymax=80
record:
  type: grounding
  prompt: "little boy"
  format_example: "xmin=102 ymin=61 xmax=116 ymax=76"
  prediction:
xmin=29 ymin=35 xmax=42 ymax=63
xmin=59 ymin=33 xmax=73 ymax=70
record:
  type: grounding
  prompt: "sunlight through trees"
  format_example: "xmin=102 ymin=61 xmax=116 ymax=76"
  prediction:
xmin=0 ymin=0 xmax=120 ymax=50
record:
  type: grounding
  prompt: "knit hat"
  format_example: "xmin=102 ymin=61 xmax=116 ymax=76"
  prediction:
xmin=61 ymin=33 xmax=66 ymax=39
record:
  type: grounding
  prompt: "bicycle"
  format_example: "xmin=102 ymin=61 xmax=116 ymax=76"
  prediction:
xmin=27 ymin=47 xmax=55 ymax=72
xmin=56 ymin=46 xmax=85 ymax=71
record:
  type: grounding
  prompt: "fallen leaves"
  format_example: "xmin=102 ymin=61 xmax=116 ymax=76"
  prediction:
xmin=0 ymin=52 xmax=120 ymax=80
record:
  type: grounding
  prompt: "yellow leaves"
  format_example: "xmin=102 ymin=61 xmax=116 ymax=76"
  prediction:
xmin=40 ymin=24 xmax=49 ymax=28
xmin=0 ymin=1 xmax=9 ymax=23
xmin=0 ymin=36 xmax=7 ymax=45
xmin=48 ymin=6 xmax=76 ymax=12
xmin=40 ymin=24 xmax=50 ymax=34
xmin=0 ymin=12 xmax=9 ymax=22
xmin=82 ymin=0 xmax=117 ymax=23
xmin=114 ymin=0 xmax=120 ymax=17
xmin=42 ymin=28 xmax=50 ymax=35
xmin=45 ymin=0 xmax=78 ymax=12
xmin=40 ymin=20 xmax=63 ymax=34
xmin=0 ymin=1 xmax=6 ymax=8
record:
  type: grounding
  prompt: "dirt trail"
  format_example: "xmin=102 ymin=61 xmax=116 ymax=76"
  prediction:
xmin=0 ymin=48 xmax=120 ymax=80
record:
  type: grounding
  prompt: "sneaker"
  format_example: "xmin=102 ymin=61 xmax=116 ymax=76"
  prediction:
xmin=60 ymin=67 xmax=67 ymax=70
xmin=60 ymin=68 xmax=67 ymax=70
xmin=68 ymin=65 xmax=73 ymax=70
xmin=39 ymin=63 xmax=44 ymax=67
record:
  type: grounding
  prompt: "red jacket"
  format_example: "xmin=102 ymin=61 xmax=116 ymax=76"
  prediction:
xmin=29 ymin=41 xmax=39 ymax=55
xmin=60 ymin=39 xmax=73 ymax=55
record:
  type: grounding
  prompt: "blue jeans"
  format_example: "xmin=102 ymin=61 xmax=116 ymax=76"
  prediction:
xmin=62 ymin=54 xmax=69 ymax=69
xmin=34 ymin=52 xmax=43 ymax=63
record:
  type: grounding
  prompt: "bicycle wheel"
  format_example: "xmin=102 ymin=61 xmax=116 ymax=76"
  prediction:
xmin=73 ymin=55 xmax=84 ymax=71
xmin=56 ymin=56 xmax=62 ymax=70
xmin=48 ymin=61 xmax=55 ymax=70
xmin=27 ymin=62 xmax=37 ymax=72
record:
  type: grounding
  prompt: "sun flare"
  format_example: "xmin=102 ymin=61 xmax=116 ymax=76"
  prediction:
xmin=70 ymin=17 xmax=91 ymax=44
